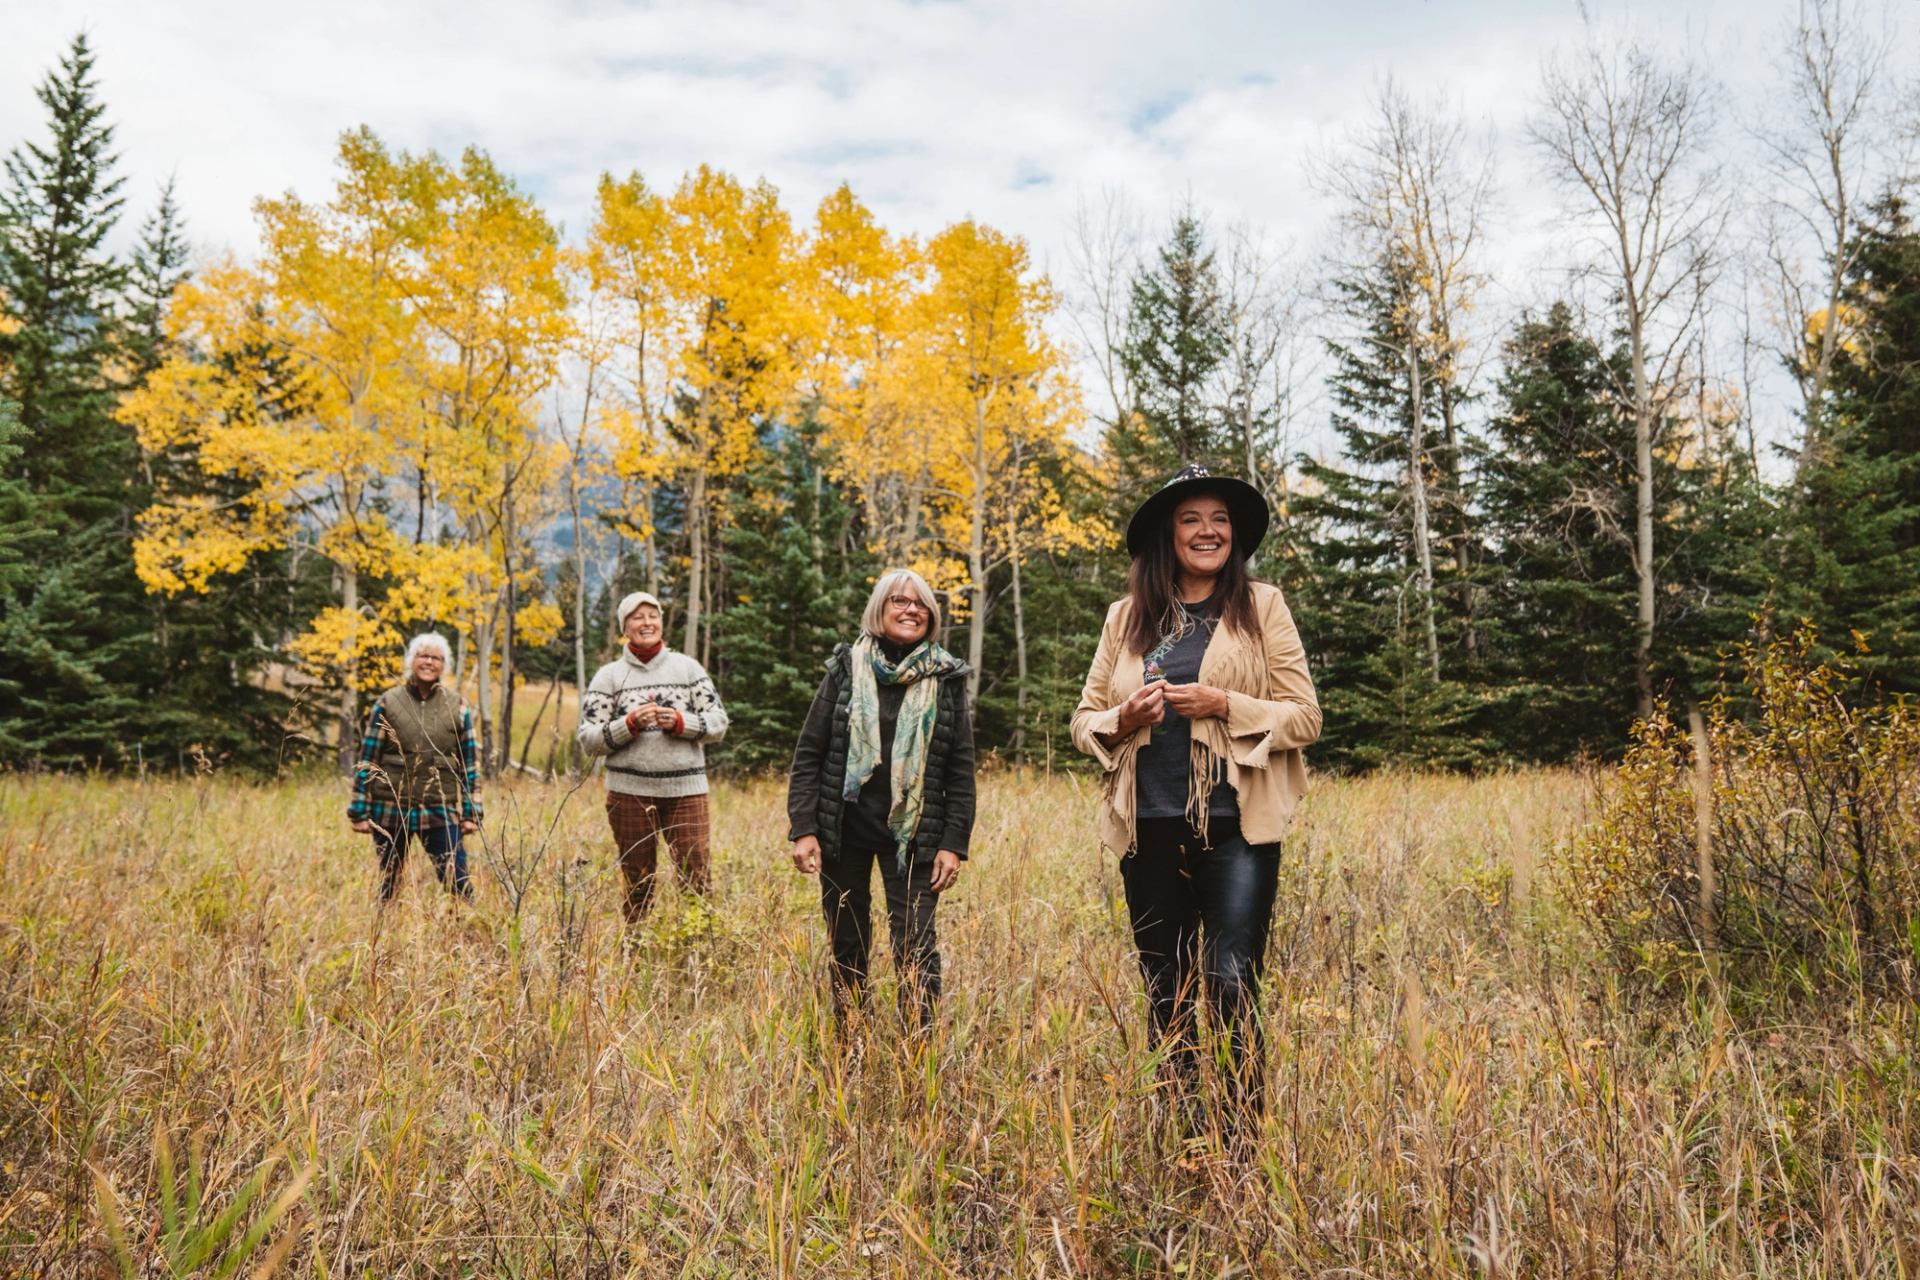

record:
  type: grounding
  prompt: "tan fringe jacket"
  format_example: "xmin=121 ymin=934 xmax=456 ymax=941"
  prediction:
xmin=1070 ymin=581 xmax=1321 ymax=854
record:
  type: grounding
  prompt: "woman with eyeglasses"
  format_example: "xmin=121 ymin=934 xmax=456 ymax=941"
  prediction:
xmin=347 ymin=631 xmax=482 ymax=900
xmin=786 ymin=569 xmax=976 ymax=1034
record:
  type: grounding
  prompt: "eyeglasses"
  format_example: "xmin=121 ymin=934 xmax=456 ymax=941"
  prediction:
xmin=885 ymin=594 xmax=928 ymax=615
xmin=414 ymin=653 xmax=446 ymax=665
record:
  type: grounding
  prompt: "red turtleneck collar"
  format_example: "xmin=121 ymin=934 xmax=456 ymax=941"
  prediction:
xmin=627 ymin=640 xmax=665 ymax=663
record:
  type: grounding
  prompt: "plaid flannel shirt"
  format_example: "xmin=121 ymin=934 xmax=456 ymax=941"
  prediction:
xmin=346 ymin=696 xmax=483 ymax=831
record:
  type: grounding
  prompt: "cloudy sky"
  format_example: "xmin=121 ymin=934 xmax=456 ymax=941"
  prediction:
xmin=5 ymin=0 xmax=1914 ymax=445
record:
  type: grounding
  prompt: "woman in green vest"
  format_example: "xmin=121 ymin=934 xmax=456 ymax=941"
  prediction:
xmin=786 ymin=569 xmax=977 ymax=1033
xmin=347 ymin=632 xmax=483 ymax=900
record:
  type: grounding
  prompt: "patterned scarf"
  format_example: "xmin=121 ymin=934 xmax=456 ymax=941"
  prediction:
xmin=843 ymin=633 xmax=966 ymax=872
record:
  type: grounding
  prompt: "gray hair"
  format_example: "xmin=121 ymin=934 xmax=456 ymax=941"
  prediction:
xmin=860 ymin=569 xmax=940 ymax=642
xmin=403 ymin=631 xmax=454 ymax=675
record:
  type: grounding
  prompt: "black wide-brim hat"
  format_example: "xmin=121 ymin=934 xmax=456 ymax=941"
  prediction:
xmin=1125 ymin=463 xmax=1270 ymax=558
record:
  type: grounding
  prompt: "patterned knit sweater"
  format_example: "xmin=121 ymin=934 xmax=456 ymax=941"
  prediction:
xmin=577 ymin=646 xmax=729 ymax=798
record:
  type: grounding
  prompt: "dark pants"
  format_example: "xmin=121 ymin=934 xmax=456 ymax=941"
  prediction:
xmin=1123 ymin=815 xmax=1280 ymax=1126
xmin=818 ymin=843 xmax=941 ymax=1030
xmin=373 ymin=821 xmax=469 ymax=900
xmin=605 ymin=792 xmax=712 ymax=923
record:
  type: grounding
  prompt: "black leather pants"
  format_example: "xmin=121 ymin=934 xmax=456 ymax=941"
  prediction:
xmin=1123 ymin=815 xmax=1280 ymax=1124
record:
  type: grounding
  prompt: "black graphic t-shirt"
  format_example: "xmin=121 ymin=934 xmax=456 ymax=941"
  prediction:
xmin=1134 ymin=594 xmax=1238 ymax=821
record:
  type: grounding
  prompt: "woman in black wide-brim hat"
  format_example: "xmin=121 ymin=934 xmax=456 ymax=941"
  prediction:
xmin=1070 ymin=464 xmax=1321 ymax=1139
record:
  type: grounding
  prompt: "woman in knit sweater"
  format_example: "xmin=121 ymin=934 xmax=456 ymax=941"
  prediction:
xmin=786 ymin=569 xmax=976 ymax=1032
xmin=1071 ymin=464 xmax=1320 ymax=1135
xmin=347 ymin=631 xmax=482 ymax=900
xmin=577 ymin=591 xmax=730 ymax=924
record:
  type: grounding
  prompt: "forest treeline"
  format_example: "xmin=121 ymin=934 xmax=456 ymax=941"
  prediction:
xmin=1 ymin=9 xmax=1915 ymax=776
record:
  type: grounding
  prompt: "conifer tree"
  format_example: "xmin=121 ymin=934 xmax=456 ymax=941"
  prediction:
xmin=123 ymin=182 xmax=314 ymax=768
xmin=124 ymin=175 xmax=190 ymax=378
xmin=1659 ymin=426 xmax=1778 ymax=705
xmin=0 ymin=33 xmax=150 ymax=766
xmin=0 ymin=399 xmax=40 ymax=603
xmin=1288 ymin=259 xmax=1490 ymax=769
xmin=1113 ymin=212 xmax=1230 ymax=489
xmin=1475 ymin=303 xmax=1640 ymax=757
xmin=0 ymin=33 xmax=129 ymax=497
xmin=1787 ymin=196 xmax=1920 ymax=693
xmin=714 ymin=417 xmax=874 ymax=768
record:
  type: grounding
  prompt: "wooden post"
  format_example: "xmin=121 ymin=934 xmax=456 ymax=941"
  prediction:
xmin=1687 ymin=707 xmax=1718 ymax=962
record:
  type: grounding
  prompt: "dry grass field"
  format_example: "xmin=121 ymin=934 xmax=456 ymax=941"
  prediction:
xmin=1 ymin=765 xmax=1916 ymax=1277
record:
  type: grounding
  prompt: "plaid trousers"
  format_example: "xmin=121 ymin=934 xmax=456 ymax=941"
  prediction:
xmin=605 ymin=791 xmax=711 ymax=922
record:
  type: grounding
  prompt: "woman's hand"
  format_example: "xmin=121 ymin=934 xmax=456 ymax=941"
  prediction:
xmin=625 ymin=703 xmax=660 ymax=733
xmin=790 ymin=834 xmax=822 ymax=874
xmin=1111 ymin=681 xmax=1167 ymax=736
xmin=460 ymin=819 xmax=478 ymax=835
xmin=1163 ymin=682 xmax=1229 ymax=721
xmin=930 ymin=850 xmax=962 ymax=892
xmin=350 ymin=819 xmax=372 ymax=834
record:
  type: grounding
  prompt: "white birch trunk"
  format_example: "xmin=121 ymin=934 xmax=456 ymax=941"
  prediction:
xmin=1405 ymin=337 xmax=1440 ymax=680
xmin=336 ymin=563 xmax=360 ymax=774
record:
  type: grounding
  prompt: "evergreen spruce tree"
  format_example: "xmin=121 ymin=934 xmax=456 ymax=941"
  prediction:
xmin=974 ymin=448 xmax=1117 ymax=765
xmin=0 ymin=34 xmax=129 ymax=499
xmin=714 ymin=418 xmax=875 ymax=769
xmin=1659 ymin=414 xmax=1779 ymax=707
xmin=1787 ymin=196 xmax=1920 ymax=694
xmin=1474 ymin=302 xmax=1640 ymax=757
xmin=138 ymin=325 xmax=328 ymax=770
xmin=124 ymin=175 xmax=190 ymax=378
xmin=1111 ymin=212 xmax=1230 ymax=496
xmin=0 ymin=398 xmax=41 ymax=602
xmin=0 ymin=33 xmax=150 ymax=766
xmin=1288 ymin=259 xmax=1490 ymax=770
xmin=0 ymin=38 xmax=304 ymax=769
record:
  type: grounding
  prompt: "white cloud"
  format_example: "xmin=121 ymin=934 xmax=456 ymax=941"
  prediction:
xmin=5 ymin=0 xmax=1914 ymax=459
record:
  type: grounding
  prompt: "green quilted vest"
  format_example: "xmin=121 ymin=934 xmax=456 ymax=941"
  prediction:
xmin=370 ymin=684 xmax=467 ymax=819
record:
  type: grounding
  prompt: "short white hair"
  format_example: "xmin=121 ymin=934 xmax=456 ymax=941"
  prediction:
xmin=403 ymin=631 xmax=453 ymax=674
xmin=860 ymin=569 xmax=940 ymax=641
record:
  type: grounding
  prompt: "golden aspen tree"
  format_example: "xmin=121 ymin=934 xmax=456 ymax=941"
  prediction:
xmin=585 ymin=172 xmax=672 ymax=607
xmin=122 ymin=129 xmax=430 ymax=769
xmin=801 ymin=184 xmax=931 ymax=563
xmin=911 ymin=220 xmax=1086 ymax=713
xmin=406 ymin=147 xmax=571 ymax=771
xmin=561 ymin=248 xmax=616 ymax=769
xmin=662 ymin=167 xmax=797 ymax=660
xmin=590 ymin=166 xmax=798 ymax=661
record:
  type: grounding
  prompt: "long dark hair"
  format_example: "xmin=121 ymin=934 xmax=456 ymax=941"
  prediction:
xmin=1124 ymin=493 xmax=1259 ymax=655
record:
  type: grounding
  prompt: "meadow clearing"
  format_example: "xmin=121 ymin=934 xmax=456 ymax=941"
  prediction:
xmin=1 ymin=765 xmax=1916 ymax=1278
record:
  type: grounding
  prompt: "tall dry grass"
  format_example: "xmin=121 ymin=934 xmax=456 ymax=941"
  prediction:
xmin=1 ymin=765 xmax=1916 ymax=1276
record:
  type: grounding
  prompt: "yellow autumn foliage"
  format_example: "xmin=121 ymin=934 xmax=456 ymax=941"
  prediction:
xmin=514 ymin=599 xmax=565 ymax=649
xmin=1561 ymin=628 xmax=1920 ymax=992
xmin=128 ymin=136 xmax=1100 ymax=723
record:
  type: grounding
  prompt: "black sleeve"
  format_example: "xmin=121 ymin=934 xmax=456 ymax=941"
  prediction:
xmin=786 ymin=669 xmax=839 ymax=841
xmin=938 ymin=687 xmax=977 ymax=859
